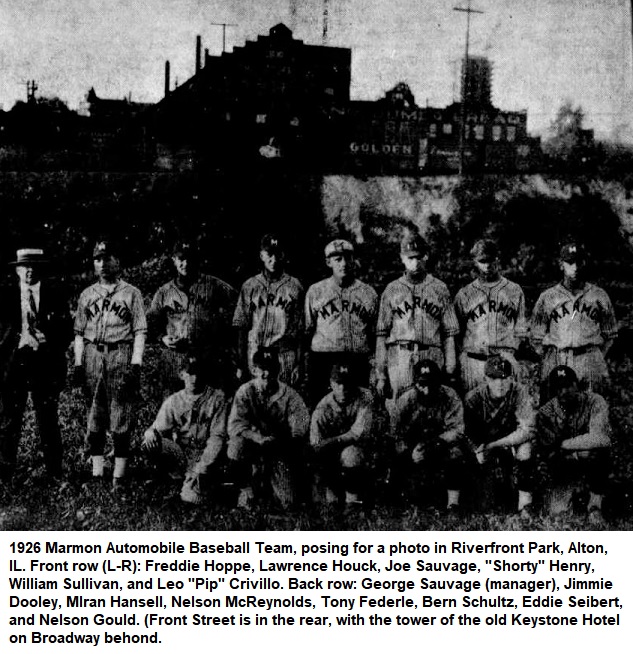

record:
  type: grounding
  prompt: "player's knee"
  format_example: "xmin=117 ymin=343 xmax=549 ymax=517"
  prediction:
xmin=340 ymin=445 xmax=364 ymax=468
xmin=515 ymin=441 xmax=533 ymax=461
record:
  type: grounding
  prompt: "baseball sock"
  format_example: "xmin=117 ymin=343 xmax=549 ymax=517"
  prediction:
xmin=113 ymin=457 xmax=127 ymax=480
xmin=91 ymin=455 xmax=105 ymax=478
xmin=587 ymin=492 xmax=603 ymax=512
xmin=518 ymin=490 xmax=533 ymax=511
xmin=447 ymin=489 xmax=460 ymax=508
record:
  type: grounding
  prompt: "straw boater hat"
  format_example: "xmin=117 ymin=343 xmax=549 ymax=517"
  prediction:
xmin=8 ymin=248 xmax=48 ymax=266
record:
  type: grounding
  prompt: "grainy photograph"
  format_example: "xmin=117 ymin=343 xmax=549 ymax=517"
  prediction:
xmin=1 ymin=0 xmax=632 ymax=531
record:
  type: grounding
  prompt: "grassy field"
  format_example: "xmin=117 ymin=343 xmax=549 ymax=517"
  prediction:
xmin=1 ymin=344 xmax=632 ymax=533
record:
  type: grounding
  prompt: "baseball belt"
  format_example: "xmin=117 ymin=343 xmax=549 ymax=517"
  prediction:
xmin=466 ymin=349 xmax=515 ymax=362
xmin=87 ymin=341 xmax=131 ymax=353
xmin=556 ymin=344 xmax=598 ymax=356
xmin=390 ymin=341 xmax=432 ymax=352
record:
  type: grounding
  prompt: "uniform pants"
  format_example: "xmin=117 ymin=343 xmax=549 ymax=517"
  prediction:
xmin=0 ymin=348 xmax=62 ymax=475
xmin=247 ymin=345 xmax=298 ymax=387
xmin=313 ymin=443 xmax=367 ymax=501
xmin=387 ymin=344 xmax=444 ymax=400
xmin=460 ymin=349 xmax=519 ymax=393
xmin=540 ymin=346 xmax=608 ymax=401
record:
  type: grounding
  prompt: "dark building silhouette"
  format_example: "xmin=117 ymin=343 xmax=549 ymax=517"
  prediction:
xmin=461 ymin=56 xmax=492 ymax=108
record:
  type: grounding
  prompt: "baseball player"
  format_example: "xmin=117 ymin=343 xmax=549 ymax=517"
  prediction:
xmin=531 ymin=242 xmax=618 ymax=401
xmin=310 ymin=363 xmax=375 ymax=509
xmin=226 ymin=347 xmax=310 ymax=509
xmin=390 ymin=359 xmax=466 ymax=513
xmin=454 ymin=239 xmax=528 ymax=392
xmin=537 ymin=365 xmax=611 ymax=526
xmin=73 ymin=239 xmax=147 ymax=488
xmin=141 ymin=351 xmax=229 ymax=505
xmin=376 ymin=232 xmax=459 ymax=403
xmin=304 ymin=239 xmax=378 ymax=406
xmin=464 ymin=355 xmax=536 ymax=517
xmin=148 ymin=240 xmax=237 ymax=395
xmin=233 ymin=234 xmax=304 ymax=385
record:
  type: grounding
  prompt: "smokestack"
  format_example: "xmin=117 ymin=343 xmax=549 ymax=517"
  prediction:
xmin=164 ymin=60 xmax=170 ymax=97
xmin=204 ymin=48 xmax=209 ymax=66
xmin=196 ymin=35 xmax=201 ymax=73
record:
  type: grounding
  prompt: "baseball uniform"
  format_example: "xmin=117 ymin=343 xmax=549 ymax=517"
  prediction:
xmin=455 ymin=276 xmax=527 ymax=391
xmin=531 ymin=282 xmax=618 ymax=394
xmin=148 ymin=274 xmax=237 ymax=394
xmin=377 ymin=274 xmax=459 ymax=398
xmin=233 ymin=272 xmax=304 ymax=384
xmin=143 ymin=385 xmax=229 ymax=503
xmin=227 ymin=379 xmax=310 ymax=507
xmin=305 ymin=275 xmax=378 ymax=403
xmin=74 ymin=279 xmax=147 ymax=450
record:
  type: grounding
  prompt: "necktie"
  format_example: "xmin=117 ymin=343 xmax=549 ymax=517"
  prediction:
xmin=27 ymin=288 xmax=38 ymax=337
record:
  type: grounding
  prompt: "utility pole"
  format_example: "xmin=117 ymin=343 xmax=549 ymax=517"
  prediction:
xmin=210 ymin=22 xmax=237 ymax=53
xmin=322 ymin=0 xmax=330 ymax=45
xmin=454 ymin=1 xmax=483 ymax=174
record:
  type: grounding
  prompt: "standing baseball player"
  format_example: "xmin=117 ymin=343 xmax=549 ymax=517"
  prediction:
xmin=537 ymin=365 xmax=611 ymax=526
xmin=310 ymin=363 xmax=375 ymax=509
xmin=148 ymin=240 xmax=237 ymax=395
xmin=73 ymin=239 xmax=147 ymax=488
xmin=0 ymin=248 xmax=73 ymax=480
xmin=376 ymin=232 xmax=458 ymax=402
xmin=390 ymin=359 xmax=466 ymax=513
xmin=226 ymin=347 xmax=310 ymax=509
xmin=233 ymin=234 xmax=304 ymax=386
xmin=304 ymin=239 xmax=378 ymax=406
xmin=454 ymin=239 xmax=528 ymax=392
xmin=464 ymin=355 xmax=536 ymax=518
xmin=141 ymin=351 xmax=229 ymax=505
xmin=531 ymin=242 xmax=618 ymax=401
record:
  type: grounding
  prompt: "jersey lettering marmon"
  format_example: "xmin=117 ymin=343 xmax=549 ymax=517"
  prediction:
xmin=377 ymin=274 xmax=459 ymax=346
xmin=149 ymin=275 xmax=236 ymax=344
xmin=531 ymin=283 xmax=618 ymax=349
xmin=305 ymin=277 xmax=378 ymax=353
xmin=233 ymin=273 xmax=304 ymax=351
xmin=74 ymin=280 xmax=147 ymax=343
xmin=455 ymin=277 xmax=527 ymax=352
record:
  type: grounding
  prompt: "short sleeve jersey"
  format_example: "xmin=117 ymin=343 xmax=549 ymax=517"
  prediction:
xmin=310 ymin=387 xmax=374 ymax=446
xmin=531 ymin=283 xmax=618 ymax=349
xmin=149 ymin=386 xmax=229 ymax=451
xmin=464 ymin=381 xmax=535 ymax=446
xmin=232 ymin=272 xmax=304 ymax=351
xmin=393 ymin=384 xmax=464 ymax=445
xmin=74 ymin=280 xmax=147 ymax=343
xmin=455 ymin=277 xmax=527 ymax=352
xmin=148 ymin=274 xmax=236 ymax=346
xmin=227 ymin=380 xmax=310 ymax=442
xmin=377 ymin=274 xmax=459 ymax=346
xmin=305 ymin=277 xmax=378 ymax=354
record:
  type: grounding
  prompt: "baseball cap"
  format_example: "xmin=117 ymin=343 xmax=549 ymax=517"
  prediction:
xmin=260 ymin=234 xmax=284 ymax=255
xmin=484 ymin=355 xmax=513 ymax=379
xmin=400 ymin=233 xmax=427 ymax=256
xmin=413 ymin=359 xmax=441 ymax=385
xmin=93 ymin=239 xmax=121 ymax=259
xmin=172 ymin=240 xmax=198 ymax=258
xmin=252 ymin=347 xmax=280 ymax=374
xmin=471 ymin=238 xmax=499 ymax=262
xmin=180 ymin=352 xmax=207 ymax=377
xmin=325 ymin=239 xmax=354 ymax=258
xmin=548 ymin=365 xmax=578 ymax=391
xmin=559 ymin=242 xmax=584 ymax=263
xmin=330 ymin=363 xmax=355 ymax=384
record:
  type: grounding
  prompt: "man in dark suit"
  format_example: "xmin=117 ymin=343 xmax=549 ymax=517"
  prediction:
xmin=0 ymin=248 xmax=73 ymax=479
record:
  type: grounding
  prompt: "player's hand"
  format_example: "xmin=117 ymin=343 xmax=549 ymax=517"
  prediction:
xmin=141 ymin=430 xmax=159 ymax=451
xmin=253 ymin=433 xmax=275 ymax=447
xmin=290 ymin=365 xmax=301 ymax=386
xmin=474 ymin=444 xmax=487 ymax=465
xmin=72 ymin=365 xmax=85 ymax=390
xmin=395 ymin=439 xmax=408 ymax=455
xmin=411 ymin=442 xmax=426 ymax=464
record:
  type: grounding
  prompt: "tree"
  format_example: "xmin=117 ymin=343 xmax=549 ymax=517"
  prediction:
xmin=543 ymin=100 xmax=595 ymax=165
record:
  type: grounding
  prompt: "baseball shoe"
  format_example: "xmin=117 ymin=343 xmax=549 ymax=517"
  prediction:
xmin=586 ymin=507 xmax=607 ymax=528
xmin=237 ymin=487 xmax=255 ymax=510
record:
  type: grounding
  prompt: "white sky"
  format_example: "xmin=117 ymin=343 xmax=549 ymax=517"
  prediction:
xmin=1 ymin=0 xmax=632 ymax=140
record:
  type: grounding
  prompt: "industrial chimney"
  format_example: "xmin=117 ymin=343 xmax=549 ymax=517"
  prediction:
xmin=164 ymin=60 xmax=170 ymax=97
xmin=196 ymin=35 xmax=202 ymax=73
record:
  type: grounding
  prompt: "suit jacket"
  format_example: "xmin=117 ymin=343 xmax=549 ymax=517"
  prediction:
xmin=0 ymin=279 xmax=73 ymax=389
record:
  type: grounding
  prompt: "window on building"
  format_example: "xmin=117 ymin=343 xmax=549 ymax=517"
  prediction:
xmin=256 ymin=113 xmax=267 ymax=124
xmin=464 ymin=124 xmax=471 ymax=139
xmin=474 ymin=124 xmax=484 ymax=140
xmin=492 ymin=125 xmax=502 ymax=141
xmin=429 ymin=123 xmax=437 ymax=138
xmin=507 ymin=126 xmax=516 ymax=142
xmin=443 ymin=123 xmax=453 ymax=135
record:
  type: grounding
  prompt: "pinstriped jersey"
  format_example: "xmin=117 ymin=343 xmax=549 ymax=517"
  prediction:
xmin=455 ymin=277 xmax=527 ymax=353
xmin=148 ymin=274 xmax=236 ymax=346
xmin=74 ymin=280 xmax=147 ymax=343
xmin=377 ymin=274 xmax=459 ymax=346
xmin=531 ymin=282 xmax=618 ymax=349
xmin=233 ymin=272 xmax=304 ymax=351
xmin=305 ymin=277 xmax=378 ymax=354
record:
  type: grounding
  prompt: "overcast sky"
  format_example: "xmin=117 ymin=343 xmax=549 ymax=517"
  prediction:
xmin=2 ymin=0 xmax=632 ymax=139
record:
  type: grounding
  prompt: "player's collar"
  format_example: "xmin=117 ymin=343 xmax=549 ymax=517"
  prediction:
xmin=473 ymin=276 xmax=506 ymax=291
